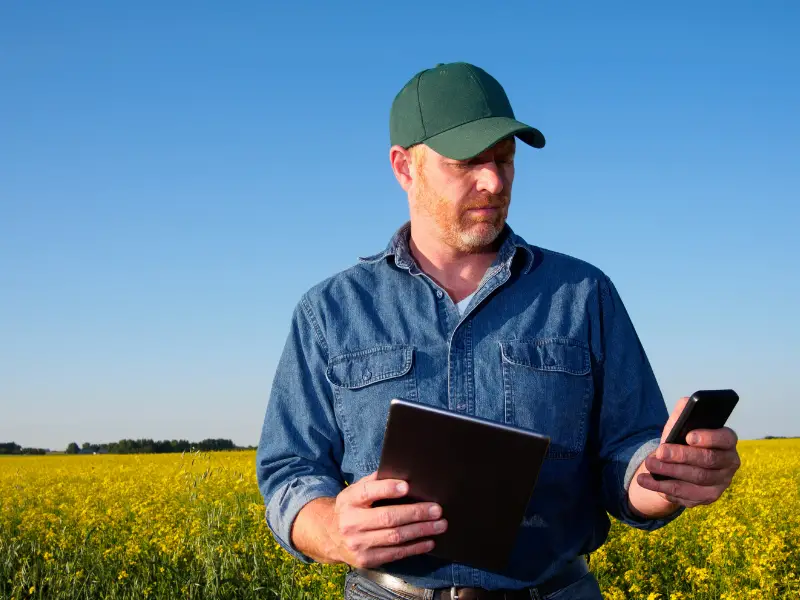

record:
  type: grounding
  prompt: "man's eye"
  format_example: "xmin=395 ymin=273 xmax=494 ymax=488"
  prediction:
xmin=450 ymin=158 xmax=512 ymax=168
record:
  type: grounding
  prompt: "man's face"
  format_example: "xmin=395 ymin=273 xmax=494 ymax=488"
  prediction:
xmin=410 ymin=138 xmax=515 ymax=253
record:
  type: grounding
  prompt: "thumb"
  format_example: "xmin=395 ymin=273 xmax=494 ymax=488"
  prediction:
xmin=661 ymin=397 xmax=689 ymax=444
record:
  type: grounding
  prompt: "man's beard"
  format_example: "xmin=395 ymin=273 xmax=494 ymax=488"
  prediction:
xmin=457 ymin=200 xmax=509 ymax=250
xmin=416 ymin=177 xmax=510 ymax=253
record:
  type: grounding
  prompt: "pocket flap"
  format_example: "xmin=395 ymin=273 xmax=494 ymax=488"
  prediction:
xmin=500 ymin=339 xmax=590 ymax=376
xmin=326 ymin=345 xmax=414 ymax=389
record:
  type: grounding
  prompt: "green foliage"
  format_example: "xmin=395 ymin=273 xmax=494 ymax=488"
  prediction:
xmin=69 ymin=438 xmax=239 ymax=454
xmin=0 ymin=442 xmax=48 ymax=455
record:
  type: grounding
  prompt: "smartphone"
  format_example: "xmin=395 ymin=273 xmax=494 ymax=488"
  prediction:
xmin=651 ymin=389 xmax=739 ymax=481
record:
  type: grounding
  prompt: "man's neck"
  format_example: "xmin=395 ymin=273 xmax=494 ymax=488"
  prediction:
xmin=408 ymin=227 xmax=499 ymax=303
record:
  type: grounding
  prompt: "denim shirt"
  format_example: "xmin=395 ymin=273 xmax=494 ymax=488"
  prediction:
xmin=256 ymin=222 xmax=683 ymax=590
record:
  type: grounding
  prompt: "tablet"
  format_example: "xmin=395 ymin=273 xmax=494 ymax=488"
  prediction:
xmin=374 ymin=398 xmax=550 ymax=572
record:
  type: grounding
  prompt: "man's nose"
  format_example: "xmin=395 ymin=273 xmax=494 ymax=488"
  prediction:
xmin=476 ymin=162 xmax=504 ymax=195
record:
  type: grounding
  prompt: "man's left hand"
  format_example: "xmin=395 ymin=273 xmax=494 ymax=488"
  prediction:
xmin=636 ymin=397 xmax=741 ymax=508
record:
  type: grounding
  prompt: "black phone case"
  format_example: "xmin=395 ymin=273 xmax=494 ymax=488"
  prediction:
xmin=652 ymin=389 xmax=739 ymax=481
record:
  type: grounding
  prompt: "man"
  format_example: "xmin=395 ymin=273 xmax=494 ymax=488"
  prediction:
xmin=256 ymin=62 xmax=740 ymax=599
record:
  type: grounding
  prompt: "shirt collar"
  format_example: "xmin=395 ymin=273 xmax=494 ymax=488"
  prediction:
xmin=359 ymin=221 xmax=536 ymax=275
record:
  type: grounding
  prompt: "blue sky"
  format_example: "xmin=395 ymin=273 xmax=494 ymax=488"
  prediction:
xmin=2 ymin=1 xmax=798 ymax=450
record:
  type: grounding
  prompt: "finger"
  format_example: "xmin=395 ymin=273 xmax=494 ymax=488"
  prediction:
xmin=656 ymin=444 xmax=740 ymax=470
xmin=663 ymin=493 xmax=701 ymax=509
xmin=637 ymin=473 xmax=724 ymax=505
xmin=686 ymin=427 xmax=739 ymax=450
xmin=344 ymin=477 xmax=410 ymax=507
xmin=358 ymin=502 xmax=443 ymax=532
xmin=661 ymin=397 xmax=690 ymax=444
xmin=351 ymin=539 xmax=436 ymax=569
xmin=345 ymin=518 xmax=447 ymax=554
xmin=644 ymin=456 xmax=732 ymax=486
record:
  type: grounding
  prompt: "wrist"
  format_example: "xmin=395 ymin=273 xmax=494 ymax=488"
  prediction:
xmin=291 ymin=496 xmax=343 ymax=564
xmin=321 ymin=503 xmax=345 ymax=564
xmin=627 ymin=494 xmax=680 ymax=519
xmin=627 ymin=462 xmax=681 ymax=518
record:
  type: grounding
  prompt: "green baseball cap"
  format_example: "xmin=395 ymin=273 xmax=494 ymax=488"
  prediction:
xmin=389 ymin=62 xmax=545 ymax=160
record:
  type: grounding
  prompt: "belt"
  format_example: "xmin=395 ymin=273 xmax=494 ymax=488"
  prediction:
xmin=354 ymin=557 xmax=590 ymax=600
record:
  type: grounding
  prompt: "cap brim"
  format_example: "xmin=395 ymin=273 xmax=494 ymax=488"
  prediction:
xmin=423 ymin=116 xmax=545 ymax=160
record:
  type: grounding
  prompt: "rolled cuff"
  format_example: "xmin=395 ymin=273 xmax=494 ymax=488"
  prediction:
xmin=614 ymin=438 xmax=685 ymax=530
xmin=265 ymin=475 xmax=344 ymax=563
xmin=623 ymin=438 xmax=661 ymax=490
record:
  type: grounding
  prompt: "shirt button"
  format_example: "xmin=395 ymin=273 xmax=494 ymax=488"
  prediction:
xmin=544 ymin=357 xmax=556 ymax=367
xmin=436 ymin=290 xmax=444 ymax=299
xmin=456 ymin=404 xmax=466 ymax=411
xmin=362 ymin=370 xmax=372 ymax=381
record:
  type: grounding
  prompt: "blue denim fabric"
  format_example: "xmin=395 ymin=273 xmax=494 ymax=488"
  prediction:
xmin=256 ymin=222 xmax=684 ymax=590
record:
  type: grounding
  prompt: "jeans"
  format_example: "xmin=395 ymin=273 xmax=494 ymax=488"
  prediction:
xmin=343 ymin=570 xmax=604 ymax=600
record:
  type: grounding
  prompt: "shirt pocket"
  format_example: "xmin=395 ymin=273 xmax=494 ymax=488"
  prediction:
xmin=326 ymin=344 xmax=418 ymax=472
xmin=499 ymin=338 xmax=593 ymax=459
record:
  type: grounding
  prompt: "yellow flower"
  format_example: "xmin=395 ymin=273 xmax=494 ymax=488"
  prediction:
xmin=2 ymin=442 xmax=797 ymax=598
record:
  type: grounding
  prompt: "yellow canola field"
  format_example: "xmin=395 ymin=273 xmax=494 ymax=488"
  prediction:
xmin=1 ymin=441 xmax=798 ymax=600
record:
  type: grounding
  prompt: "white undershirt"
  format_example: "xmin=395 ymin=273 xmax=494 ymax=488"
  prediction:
xmin=456 ymin=291 xmax=477 ymax=315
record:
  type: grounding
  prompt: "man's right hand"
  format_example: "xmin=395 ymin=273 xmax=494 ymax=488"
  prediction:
xmin=328 ymin=471 xmax=448 ymax=568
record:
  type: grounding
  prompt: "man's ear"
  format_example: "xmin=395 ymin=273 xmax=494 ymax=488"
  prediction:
xmin=389 ymin=145 xmax=414 ymax=192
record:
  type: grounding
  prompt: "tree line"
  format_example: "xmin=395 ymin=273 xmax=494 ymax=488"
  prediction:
xmin=0 ymin=442 xmax=48 ymax=455
xmin=1 ymin=439 xmax=257 ymax=455
xmin=65 ymin=438 xmax=252 ymax=454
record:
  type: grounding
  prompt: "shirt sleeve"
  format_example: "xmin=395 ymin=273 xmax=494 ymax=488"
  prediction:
xmin=256 ymin=294 xmax=345 ymax=563
xmin=591 ymin=275 xmax=685 ymax=530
